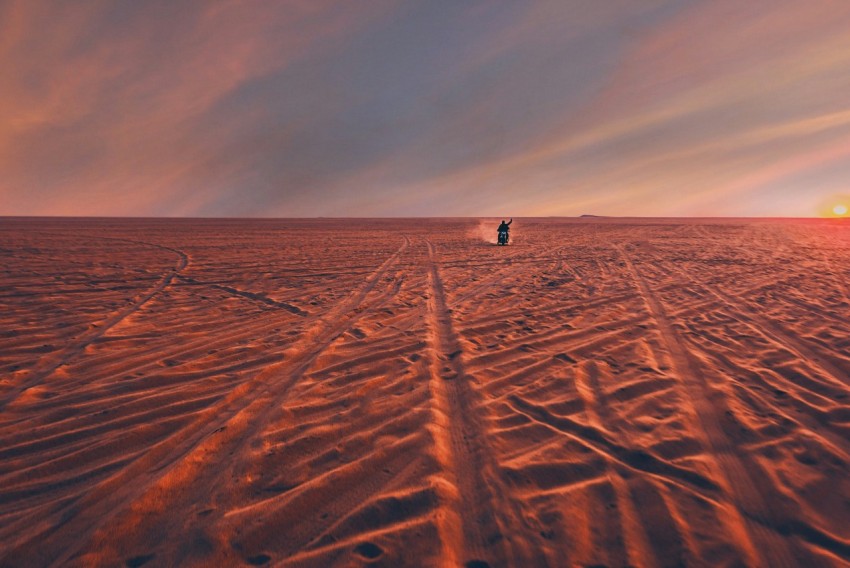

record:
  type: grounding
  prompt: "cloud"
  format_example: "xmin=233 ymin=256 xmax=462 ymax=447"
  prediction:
xmin=0 ymin=0 xmax=391 ymax=215
xmin=365 ymin=0 xmax=850 ymax=217
xmin=2 ymin=0 xmax=850 ymax=217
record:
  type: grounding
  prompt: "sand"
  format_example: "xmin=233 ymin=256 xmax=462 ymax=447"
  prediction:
xmin=1 ymin=217 xmax=849 ymax=567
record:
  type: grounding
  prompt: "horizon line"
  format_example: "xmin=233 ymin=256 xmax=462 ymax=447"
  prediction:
xmin=1 ymin=215 xmax=847 ymax=221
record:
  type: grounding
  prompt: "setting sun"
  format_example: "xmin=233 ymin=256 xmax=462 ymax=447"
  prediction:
xmin=817 ymin=195 xmax=850 ymax=217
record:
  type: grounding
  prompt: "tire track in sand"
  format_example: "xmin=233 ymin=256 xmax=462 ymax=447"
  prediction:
xmin=139 ymin=264 xmax=411 ymax=563
xmin=424 ymin=240 xmax=546 ymax=568
xmin=709 ymin=281 xmax=850 ymax=389
xmin=1 ymin=237 xmax=409 ymax=567
xmin=176 ymin=274 xmax=309 ymax=316
xmin=0 ymin=238 xmax=189 ymax=412
xmin=664 ymin=260 xmax=850 ymax=561
xmin=618 ymin=244 xmax=798 ymax=568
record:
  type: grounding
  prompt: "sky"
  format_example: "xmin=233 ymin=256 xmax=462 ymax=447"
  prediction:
xmin=3 ymin=0 xmax=850 ymax=218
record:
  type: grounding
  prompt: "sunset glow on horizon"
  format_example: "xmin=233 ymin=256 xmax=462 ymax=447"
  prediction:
xmin=3 ymin=1 xmax=850 ymax=218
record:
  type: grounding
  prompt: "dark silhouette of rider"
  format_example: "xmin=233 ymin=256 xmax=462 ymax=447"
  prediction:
xmin=497 ymin=218 xmax=512 ymax=235
xmin=497 ymin=218 xmax=512 ymax=245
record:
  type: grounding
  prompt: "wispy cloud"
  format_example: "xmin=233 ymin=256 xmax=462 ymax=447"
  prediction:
xmin=2 ymin=0 xmax=850 ymax=216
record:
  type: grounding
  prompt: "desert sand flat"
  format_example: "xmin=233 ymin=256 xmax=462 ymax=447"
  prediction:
xmin=1 ymin=217 xmax=850 ymax=567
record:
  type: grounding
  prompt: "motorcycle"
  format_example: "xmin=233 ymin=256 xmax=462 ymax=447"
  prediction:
xmin=497 ymin=230 xmax=509 ymax=245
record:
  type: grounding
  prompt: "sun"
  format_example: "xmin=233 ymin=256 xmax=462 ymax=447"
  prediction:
xmin=819 ymin=195 xmax=850 ymax=217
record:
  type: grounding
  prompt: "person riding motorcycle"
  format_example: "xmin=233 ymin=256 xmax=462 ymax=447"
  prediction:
xmin=497 ymin=218 xmax=512 ymax=245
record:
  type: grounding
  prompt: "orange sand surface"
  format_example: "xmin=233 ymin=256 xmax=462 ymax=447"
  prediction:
xmin=2 ymin=217 xmax=850 ymax=567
